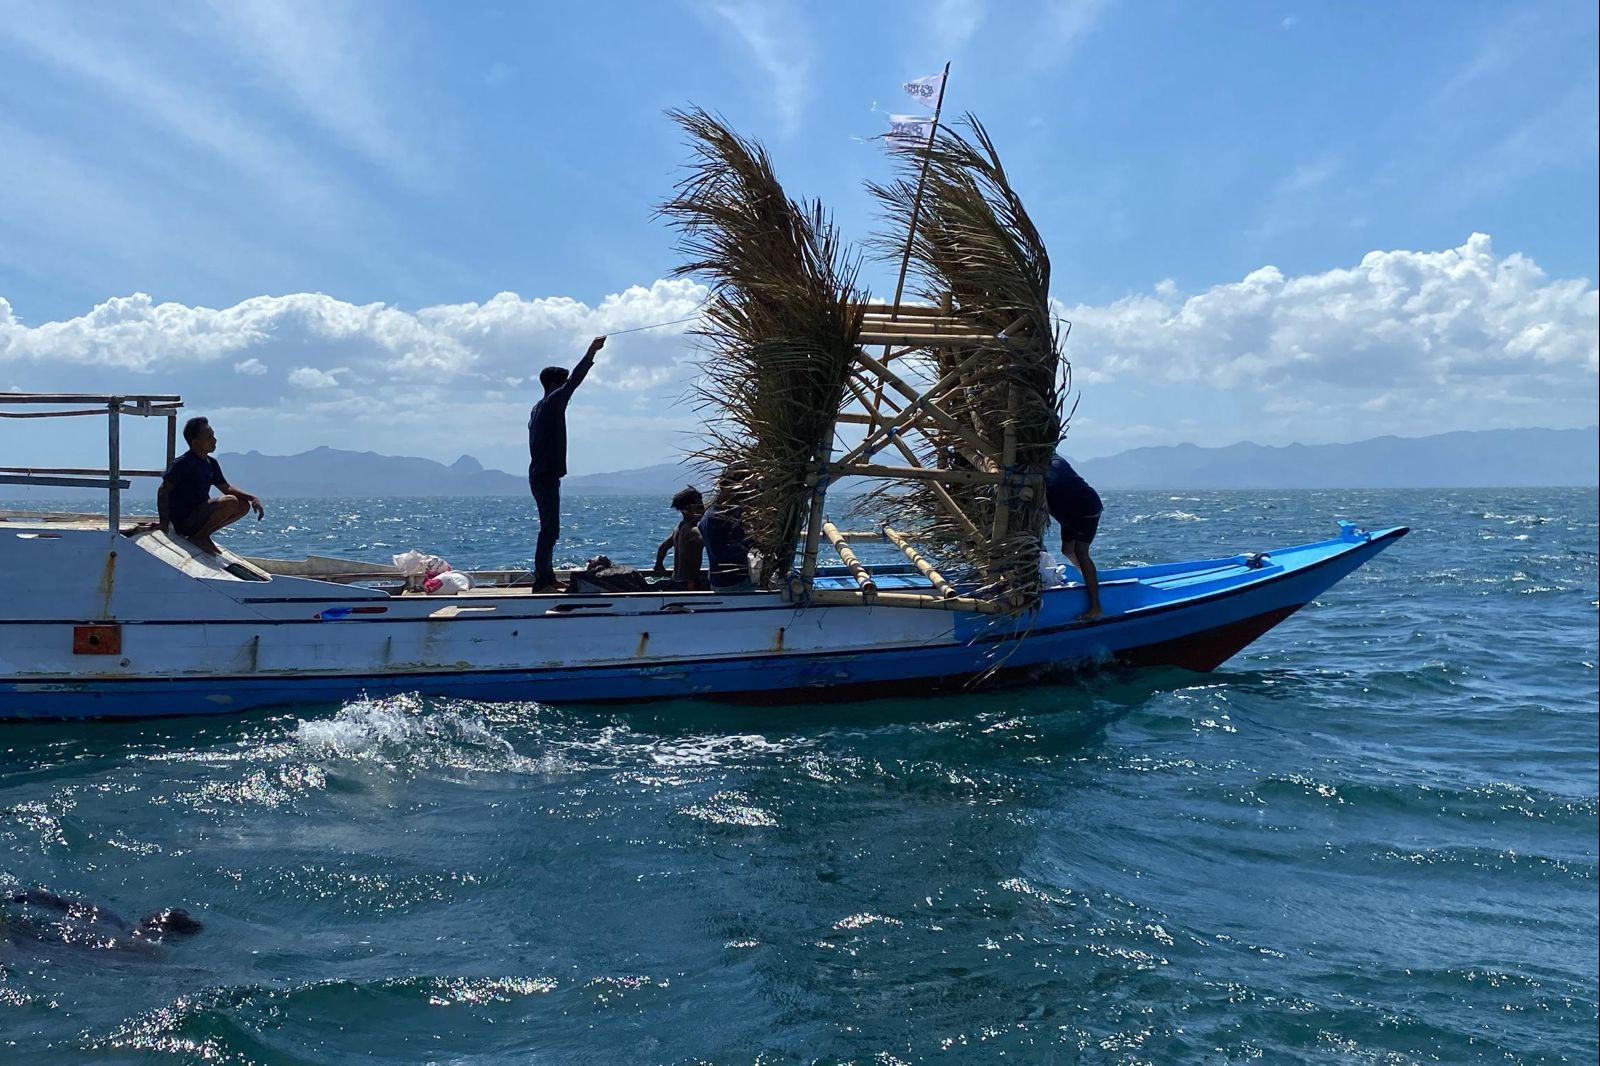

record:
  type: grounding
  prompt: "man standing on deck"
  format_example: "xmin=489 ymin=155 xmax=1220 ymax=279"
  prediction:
xmin=1046 ymin=452 xmax=1105 ymax=621
xmin=528 ymin=335 xmax=606 ymax=591
xmin=157 ymin=416 xmax=264 ymax=556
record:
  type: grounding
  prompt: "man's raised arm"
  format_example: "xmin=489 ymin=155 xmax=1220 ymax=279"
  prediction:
xmin=557 ymin=335 xmax=606 ymax=399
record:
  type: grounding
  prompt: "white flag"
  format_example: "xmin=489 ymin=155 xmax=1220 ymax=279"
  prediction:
xmin=885 ymin=114 xmax=934 ymax=151
xmin=903 ymin=72 xmax=945 ymax=110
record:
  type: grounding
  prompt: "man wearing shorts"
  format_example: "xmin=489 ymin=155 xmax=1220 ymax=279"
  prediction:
xmin=157 ymin=416 xmax=264 ymax=555
xmin=1045 ymin=453 xmax=1104 ymax=621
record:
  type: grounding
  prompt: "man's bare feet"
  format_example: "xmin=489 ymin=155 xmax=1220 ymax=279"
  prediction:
xmin=193 ymin=536 xmax=222 ymax=556
xmin=1078 ymin=605 xmax=1104 ymax=622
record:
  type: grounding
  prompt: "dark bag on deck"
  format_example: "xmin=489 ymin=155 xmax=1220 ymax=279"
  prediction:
xmin=568 ymin=556 xmax=652 ymax=594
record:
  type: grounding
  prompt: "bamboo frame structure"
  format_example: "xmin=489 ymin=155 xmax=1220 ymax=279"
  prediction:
xmin=662 ymin=107 xmax=1061 ymax=617
xmin=789 ymin=285 xmax=1058 ymax=608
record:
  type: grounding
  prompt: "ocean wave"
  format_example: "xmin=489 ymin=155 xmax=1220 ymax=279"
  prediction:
xmin=169 ymin=764 xmax=327 ymax=812
xmin=680 ymin=790 xmax=779 ymax=827
xmin=295 ymin=693 xmax=565 ymax=777
xmin=1127 ymin=510 xmax=1206 ymax=524
xmin=92 ymin=974 xmax=561 ymax=1060
xmin=1253 ymin=772 xmax=1599 ymax=824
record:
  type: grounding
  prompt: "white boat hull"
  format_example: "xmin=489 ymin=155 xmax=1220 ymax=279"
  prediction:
xmin=0 ymin=519 xmax=1407 ymax=719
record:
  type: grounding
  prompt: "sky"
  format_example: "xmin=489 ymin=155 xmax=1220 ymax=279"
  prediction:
xmin=1 ymin=0 xmax=1596 ymax=476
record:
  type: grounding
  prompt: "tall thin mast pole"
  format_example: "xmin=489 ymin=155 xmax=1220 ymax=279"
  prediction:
xmin=863 ymin=63 xmax=950 ymax=454
xmin=887 ymin=61 xmax=950 ymax=320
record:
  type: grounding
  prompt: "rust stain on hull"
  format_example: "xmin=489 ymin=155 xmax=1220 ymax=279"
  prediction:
xmin=96 ymin=549 xmax=118 ymax=619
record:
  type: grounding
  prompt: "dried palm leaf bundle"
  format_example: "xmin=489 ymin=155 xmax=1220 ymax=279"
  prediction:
xmin=659 ymin=108 xmax=866 ymax=583
xmin=862 ymin=115 xmax=1064 ymax=608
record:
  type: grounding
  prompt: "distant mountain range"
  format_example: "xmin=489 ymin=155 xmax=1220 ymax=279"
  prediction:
xmin=214 ymin=448 xmax=529 ymax=497
xmin=1075 ymin=427 xmax=1598 ymax=490
xmin=555 ymin=427 xmax=1599 ymax=493
xmin=6 ymin=428 xmax=1594 ymax=500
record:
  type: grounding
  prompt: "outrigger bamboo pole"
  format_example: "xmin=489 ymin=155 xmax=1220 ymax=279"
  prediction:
xmin=883 ymin=525 xmax=955 ymax=597
xmin=822 ymin=521 xmax=876 ymax=593
xmin=806 ymin=588 xmax=1004 ymax=613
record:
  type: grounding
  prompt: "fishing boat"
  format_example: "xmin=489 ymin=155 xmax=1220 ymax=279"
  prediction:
xmin=0 ymin=393 xmax=1405 ymax=720
xmin=3 ymin=115 xmax=1411 ymax=720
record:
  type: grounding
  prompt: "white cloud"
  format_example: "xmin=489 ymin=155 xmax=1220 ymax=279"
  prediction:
xmin=287 ymin=366 xmax=343 ymax=389
xmin=2 ymin=237 xmax=1593 ymax=469
xmin=1055 ymin=233 xmax=1598 ymax=443
xmin=0 ymin=278 xmax=711 ymax=471
xmin=0 ymin=279 xmax=706 ymax=385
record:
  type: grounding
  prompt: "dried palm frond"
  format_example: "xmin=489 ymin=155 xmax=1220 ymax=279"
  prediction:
xmin=862 ymin=115 xmax=1064 ymax=607
xmin=658 ymin=107 xmax=865 ymax=582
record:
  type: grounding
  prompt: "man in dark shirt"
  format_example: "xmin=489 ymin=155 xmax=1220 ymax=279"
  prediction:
xmin=698 ymin=475 xmax=753 ymax=592
xmin=1045 ymin=452 xmax=1105 ymax=621
xmin=158 ymin=416 xmax=264 ymax=555
xmin=528 ymin=335 xmax=605 ymax=591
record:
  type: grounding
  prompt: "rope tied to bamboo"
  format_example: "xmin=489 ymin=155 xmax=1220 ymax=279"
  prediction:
xmin=861 ymin=424 xmax=900 ymax=461
xmin=812 ymin=459 xmax=831 ymax=493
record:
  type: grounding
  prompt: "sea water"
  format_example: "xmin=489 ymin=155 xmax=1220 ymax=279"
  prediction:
xmin=1 ymin=489 xmax=1595 ymax=1063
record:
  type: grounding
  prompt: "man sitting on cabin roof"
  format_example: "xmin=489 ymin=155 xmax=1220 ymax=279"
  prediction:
xmin=157 ymin=416 xmax=264 ymax=556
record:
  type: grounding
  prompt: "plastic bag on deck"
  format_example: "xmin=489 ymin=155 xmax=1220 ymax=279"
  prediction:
xmin=424 ymin=571 xmax=473 ymax=594
xmin=393 ymin=550 xmax=452 ymax=578
xmin=392 ymin=550 xmax=429 ymax=576
xmin=1038 ymin=550 xmax=1067 ymax=589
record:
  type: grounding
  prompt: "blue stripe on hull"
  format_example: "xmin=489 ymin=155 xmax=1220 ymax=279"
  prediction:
xmin=0 ymin=529 xmax=1402 ymax=720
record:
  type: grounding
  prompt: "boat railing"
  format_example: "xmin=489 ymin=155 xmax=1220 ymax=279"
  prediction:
xmin=0 ymin=393 xmax=183 ymax=531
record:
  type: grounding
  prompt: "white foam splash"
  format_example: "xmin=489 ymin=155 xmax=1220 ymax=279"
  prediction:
xmin=295 ymin=693 xmax=564 ymax=776
xmin=1128 ymin=510 xmax=1205 ymax=524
